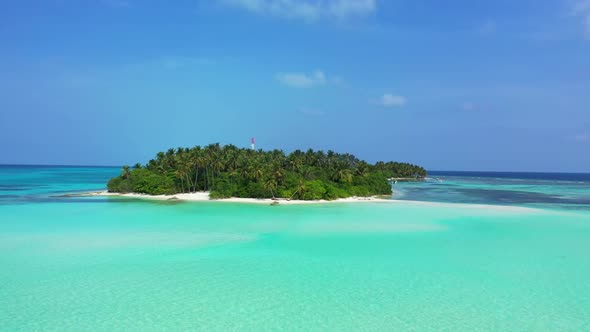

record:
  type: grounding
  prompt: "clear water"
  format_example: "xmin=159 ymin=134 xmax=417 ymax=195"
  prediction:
xmin=1 ymin=166 xmax=590 ymax=331
xmin=394 ymin=171 xmax=590 ymax=210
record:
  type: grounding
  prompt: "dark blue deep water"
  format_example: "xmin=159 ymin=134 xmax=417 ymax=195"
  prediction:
xmin=393 ymin=170 xmax=590 ymax=210
xmin=429 ymin=170 xmax=590 ymax=182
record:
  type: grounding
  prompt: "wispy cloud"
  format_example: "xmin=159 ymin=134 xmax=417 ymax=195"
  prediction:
xmin=276 ymin=70 xmax=327 ymax=88
xmin=376 ymin=93 xmax=407 ymax=108
xmin=328 ymin=0 xmax=376 ymax=18
xmin=222 ymin=0 xmax=376 ymax=22
xmin=571 ymin=0 xmax=590 ymax=39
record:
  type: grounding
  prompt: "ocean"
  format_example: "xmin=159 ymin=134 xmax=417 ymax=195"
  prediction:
xmin=1 ymin=165 xmax=589 ymax=331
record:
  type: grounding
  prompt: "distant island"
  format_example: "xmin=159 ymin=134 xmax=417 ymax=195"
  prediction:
xmin=107 ymin=144 xmax=427 ymax=201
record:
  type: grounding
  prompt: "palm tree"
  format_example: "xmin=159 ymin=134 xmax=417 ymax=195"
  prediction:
xmin=253 ymin=166 xmax=264 ymax=181
xmin=301 ymin=166 xmax=314 ymax=180
xmin=109 ymin=142 xmax=426 ymax=198
xmin=274 ymin=168 xmax=285 ymax=184
xmin=175 ymin=168 xmax=186 ymax=193
xmin=156 ymin=152 xmax=165 ymax=167
xmin=355 ymin=161 xmax=369 ymax=177
xmin=263 ymin=177 xmax=277 ymax=199
xmin=326 ymin=150 xmax=335 ymax=168
xmin=316 ymin=150 xmax=326 ymax=167
xmin=287 ymin=156 xmax=303 ymax=172
xmin=189 ymin=146 xmax=200 ymax=192
xmin=121 ymin=165 xmax=131 ymax=179
xmin=333 ymin=168 xmax=353 ymax=184
xmin=290 ymin=180 xmax=306 ymax=200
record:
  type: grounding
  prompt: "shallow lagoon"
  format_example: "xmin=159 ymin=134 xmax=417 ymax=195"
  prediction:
xmin=1 ymin=166 xmax=590 ymax=330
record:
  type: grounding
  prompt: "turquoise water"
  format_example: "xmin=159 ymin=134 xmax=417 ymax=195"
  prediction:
xmin=1 ymin=166 xmax=590 ymax=331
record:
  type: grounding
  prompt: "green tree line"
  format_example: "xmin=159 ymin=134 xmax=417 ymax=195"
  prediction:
xmin=107 ymin=143 xmax=427 ymax=200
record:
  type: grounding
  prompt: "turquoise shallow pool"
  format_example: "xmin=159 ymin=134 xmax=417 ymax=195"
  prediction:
xmin=1 ymin=166 xmax=590 ymax=331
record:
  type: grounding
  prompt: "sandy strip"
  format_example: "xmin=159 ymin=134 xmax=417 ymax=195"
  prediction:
xmin=77 ymin=191 xmax=541 ymax=212
xmin=82 ymin=191 xmax=392 ymax=205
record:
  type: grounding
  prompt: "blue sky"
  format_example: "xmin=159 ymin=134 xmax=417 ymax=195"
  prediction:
xmin=0 ymin=0 xmax=589 ymax=172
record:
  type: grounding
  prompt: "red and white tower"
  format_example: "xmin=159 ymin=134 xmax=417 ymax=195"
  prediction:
xmin=251 ymin=137 xmax=255 ymax=150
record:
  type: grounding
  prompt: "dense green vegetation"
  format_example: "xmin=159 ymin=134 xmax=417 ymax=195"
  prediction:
xmin=107 ymin=144 xmax=427 ymax=200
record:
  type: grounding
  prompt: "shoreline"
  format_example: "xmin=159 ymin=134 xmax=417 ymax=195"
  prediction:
xmin=73 ymin=191 xmax=540 ymax=212
xmin=81 ymin=191 xmax=393 ymax=205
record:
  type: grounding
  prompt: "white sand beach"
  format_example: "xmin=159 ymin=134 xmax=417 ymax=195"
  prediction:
xmin=84 ymin=191 xmax=392 ymax=205
xmin=80 ymin=191 xmax=540 ymax=213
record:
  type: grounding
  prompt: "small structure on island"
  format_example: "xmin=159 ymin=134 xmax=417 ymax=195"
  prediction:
xmin=251 ymin=137 xmax=256 ymax=150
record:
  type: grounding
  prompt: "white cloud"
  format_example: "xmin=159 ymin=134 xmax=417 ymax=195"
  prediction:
xmin=572 ymin=0 xmax=590 ymax=39
xmin=378 ymin=93 xmax=407 ymax=107
xmin=276 ymin=70 xmax=327 ymax=88
xmin=223 ymin=0 xmax=375 ymax=22
xmin=327 ymin=0 xmax=375 ymax=19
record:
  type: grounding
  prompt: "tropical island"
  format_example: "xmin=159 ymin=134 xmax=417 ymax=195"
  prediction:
xmin=107 ymin=144 xmax=427 ymax=201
